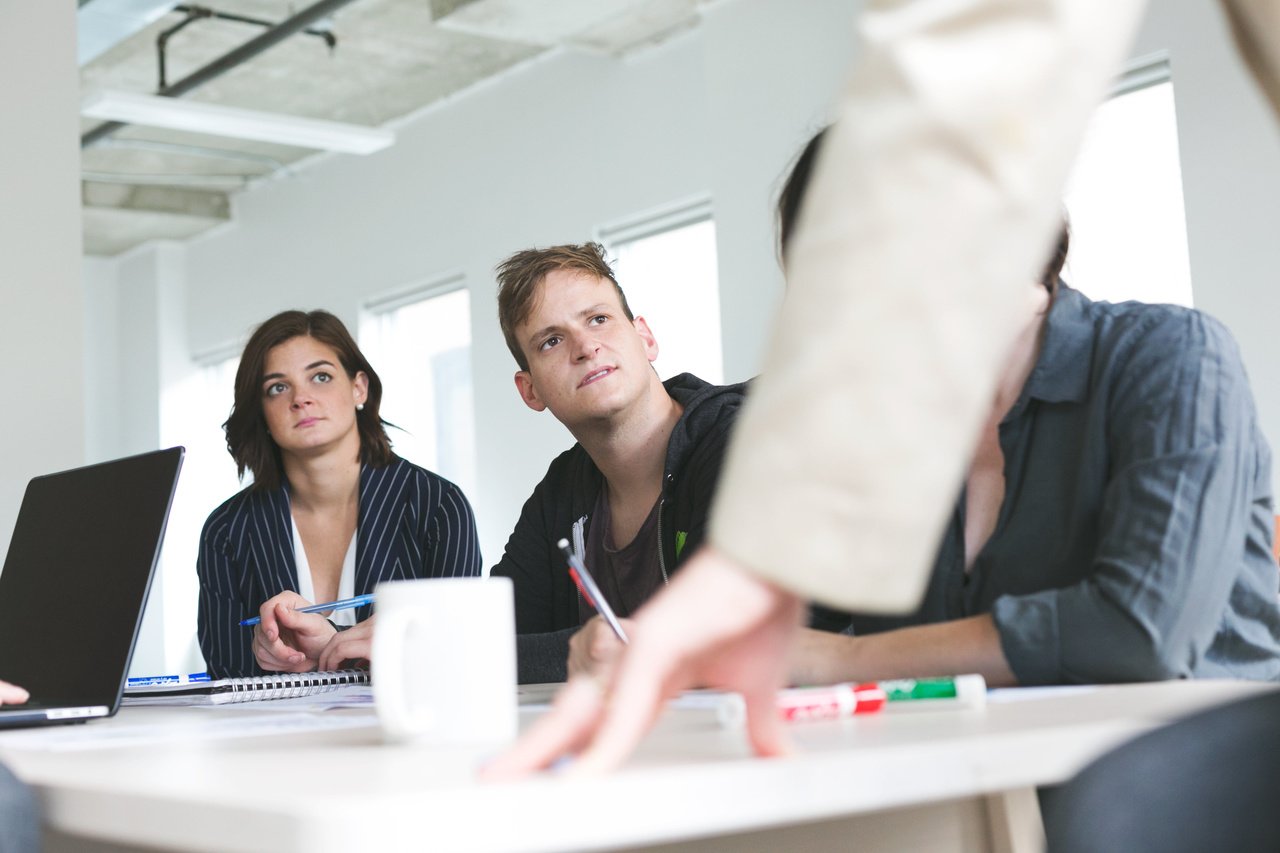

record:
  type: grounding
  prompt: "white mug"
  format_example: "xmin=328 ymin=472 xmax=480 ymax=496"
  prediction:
xmin=372 ymin=577 xmax=517 ymax=746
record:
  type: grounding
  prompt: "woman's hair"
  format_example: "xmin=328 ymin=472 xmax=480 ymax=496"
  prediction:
xmin=224 ymin=309 xmax=393 ymax=491
xmin=776 ymin=126 xmax=1069 ymax=292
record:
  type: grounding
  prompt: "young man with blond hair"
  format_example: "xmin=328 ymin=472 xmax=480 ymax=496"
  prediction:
xmin=491 ymin=242 xmax=747 ymax=683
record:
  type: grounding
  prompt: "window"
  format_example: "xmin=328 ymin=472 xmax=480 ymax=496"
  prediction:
xmin=1063 ymin=55 xmax=1192 ymax=306
xmin=156 ymin=351 xmax=242 ymax=674
xmin=599 ymin=199 xmax=723 ymax=383
xmin=360 ymin=279 xmax=476 ymax=498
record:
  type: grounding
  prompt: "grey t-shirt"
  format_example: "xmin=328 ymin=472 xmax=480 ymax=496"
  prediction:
xmin=579 ymin=487 xmax=664 ymax=623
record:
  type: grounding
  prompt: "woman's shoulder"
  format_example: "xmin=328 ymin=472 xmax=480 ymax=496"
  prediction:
xmin=200 ymin=481 xmax=277 ymax=543
xmin=366 ymin=456 xmax=472 ymax=506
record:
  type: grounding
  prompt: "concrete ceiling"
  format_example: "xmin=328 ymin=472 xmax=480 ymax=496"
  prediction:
xmin=78 ymin=0 xmax=706 ymax=256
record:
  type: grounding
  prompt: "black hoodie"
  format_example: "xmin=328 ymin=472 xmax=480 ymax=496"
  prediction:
xmin=491 ymin=372 xmax=747 ymax=683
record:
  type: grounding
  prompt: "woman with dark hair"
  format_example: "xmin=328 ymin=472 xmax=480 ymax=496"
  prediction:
xmin=197 ymin=310 xmax=482 ymax=679
xmin=781 ymin=128 xmax=1280 ymax=687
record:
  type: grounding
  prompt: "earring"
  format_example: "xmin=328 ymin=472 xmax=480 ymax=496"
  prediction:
xmin=356 ymin=403 xmax=365 ymax=412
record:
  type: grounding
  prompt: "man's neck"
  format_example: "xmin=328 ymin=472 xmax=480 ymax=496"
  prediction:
xmin=992 ymin=286 xmax=1052 ymax=418
xmin=573 ymin=375 xmax=683 ymax=509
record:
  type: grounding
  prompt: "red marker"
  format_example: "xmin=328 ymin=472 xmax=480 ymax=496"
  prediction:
xmin=775 ymin=683 xmax=887 ymax=721
xmin=716 ymin=682 xmax=887 ymax=727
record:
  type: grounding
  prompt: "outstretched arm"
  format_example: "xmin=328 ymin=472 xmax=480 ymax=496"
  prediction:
xmin=787 ymin=617 xmax=1017 ymax=687
xmin=482 ymin=547 xmax=803 ymax=779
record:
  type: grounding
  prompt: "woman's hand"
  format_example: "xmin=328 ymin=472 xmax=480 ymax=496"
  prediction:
xmin=317 ymin=616 xmax=375 ymax=672
xmin=567 ymin=616 xmax=636 ymax=679
xmin=0 ymin=680 xmax=28 ymax=705
xmin=253 ymin=591 xmax=335 ymax=672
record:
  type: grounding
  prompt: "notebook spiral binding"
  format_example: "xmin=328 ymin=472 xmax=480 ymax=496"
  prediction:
xmin=226 ymin=670 xmax=369 ymax=702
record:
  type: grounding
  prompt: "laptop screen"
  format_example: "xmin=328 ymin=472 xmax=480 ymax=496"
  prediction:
xmin=0 ymin=448 xmax=183 ymax=710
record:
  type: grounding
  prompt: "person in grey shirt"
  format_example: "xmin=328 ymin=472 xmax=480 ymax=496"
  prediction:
xmin=790 ymin=242 xmax=1280 ymax=686
xmin=0 ymin=763 xmax=38 ymax=853
xmin=0 ymin=679 xmax=39 ymax=853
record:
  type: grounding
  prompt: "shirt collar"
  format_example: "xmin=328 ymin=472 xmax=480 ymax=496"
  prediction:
xmin=1020 ymin=283 xmax=1095 ymax=405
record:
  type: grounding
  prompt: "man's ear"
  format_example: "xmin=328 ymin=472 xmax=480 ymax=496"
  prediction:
xmin=633 ymin=316 xmax=659 ymax=364
xmin=514 ymin=371 xmax=547 ymax=412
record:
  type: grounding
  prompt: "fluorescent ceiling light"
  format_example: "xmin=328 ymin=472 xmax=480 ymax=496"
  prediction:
xmin=81 ymin=90 xmax=394 ymax=155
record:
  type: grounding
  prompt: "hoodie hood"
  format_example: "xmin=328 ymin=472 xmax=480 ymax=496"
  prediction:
xmin=662 ymin=372 xmax=750 ymax=486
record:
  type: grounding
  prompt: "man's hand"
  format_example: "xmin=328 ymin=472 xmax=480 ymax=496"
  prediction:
xmin=0 ymin=680 xmax=28 ymax=705
xmin=566 ymin=615 xmax=635 ymax=679
xmin=480 ymin=546 xmax=804 ymax=780
xmin=317 ymin=616 xmax=375 ymax=672
xmin=253 ymin=591 xmax=335 ymax=672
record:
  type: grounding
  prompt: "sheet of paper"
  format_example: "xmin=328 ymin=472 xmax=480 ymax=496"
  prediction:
xmin=517 ymin=685 xmax=734 ymax=715
xmin=0 ymin=710 xmax=378 ymax=752
xmin=986 ymin=685 xmax=1098 ymax=704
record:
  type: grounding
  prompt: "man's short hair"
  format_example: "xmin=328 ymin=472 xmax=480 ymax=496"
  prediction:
xmin=496 ymin=242 xmax=635 ymax=371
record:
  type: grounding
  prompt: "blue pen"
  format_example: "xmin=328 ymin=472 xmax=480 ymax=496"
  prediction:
xmin=239 ymin=593 xmax=376 ymax=627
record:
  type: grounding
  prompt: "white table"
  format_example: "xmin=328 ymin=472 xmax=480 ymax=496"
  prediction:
xmin=1 ymin=679 xmax=1273 ymax=853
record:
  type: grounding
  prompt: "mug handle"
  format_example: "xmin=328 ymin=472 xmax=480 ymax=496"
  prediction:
xmin=373 ymin=610 xmax=433 ymax=736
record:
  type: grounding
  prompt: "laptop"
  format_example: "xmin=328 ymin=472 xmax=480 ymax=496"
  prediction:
xmin=0 ymin=447 xmax=183 ymax=728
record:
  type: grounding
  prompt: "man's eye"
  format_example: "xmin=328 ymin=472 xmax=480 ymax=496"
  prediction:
xmin=539 ymin=336 xmax=561 ymax=351
xmin=589 ymin=315 xmax=607 ymax=325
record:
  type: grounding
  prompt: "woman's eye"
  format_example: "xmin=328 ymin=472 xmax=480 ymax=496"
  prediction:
xmin=313 ymin=372 xmax=332 ymax=383
xmin=539 ymin=336 xmax=561 ymax=351
xmin=265 ymin=382 xmax=286 ymax=397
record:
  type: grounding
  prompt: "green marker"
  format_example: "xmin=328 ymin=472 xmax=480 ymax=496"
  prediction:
xmin=878 ymin=674 xmax=987 ymax=711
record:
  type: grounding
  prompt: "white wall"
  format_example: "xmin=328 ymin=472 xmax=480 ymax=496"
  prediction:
xmin=1131 ymin=4 xmax=1280 ymax=461
xmin=147 ymin=0 xmax=859 ymax=572
xmin=84 ymin=244 xmax=193 ymax=674
xmin=84 ymin=0 xmax=1280 ymax=669
xmin=0 ymin=1 xmax=85 ymax=559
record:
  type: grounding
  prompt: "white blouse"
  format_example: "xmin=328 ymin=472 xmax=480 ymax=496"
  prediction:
xmin=291 ymin=516 xmax=357 ymax=627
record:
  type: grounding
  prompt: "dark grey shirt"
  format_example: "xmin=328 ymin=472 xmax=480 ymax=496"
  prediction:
xmin=579 ymin=488 xmax=665 ymax=623
xmin=849 ymin=285 xmax=1280 ymax=684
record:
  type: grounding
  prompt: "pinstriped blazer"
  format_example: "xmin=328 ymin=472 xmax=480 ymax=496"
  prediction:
xmin=197 ymin=456 xmax=481 ymax=678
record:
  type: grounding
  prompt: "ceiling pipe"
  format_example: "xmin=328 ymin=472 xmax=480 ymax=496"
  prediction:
xmin=81 ymin=0 xmax=358 ymax=149
xmin=159 ymin=6 xmax=336 ymax=89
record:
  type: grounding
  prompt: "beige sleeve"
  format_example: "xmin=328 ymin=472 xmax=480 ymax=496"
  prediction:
xmin=709 ymin=0 xmax=1148 ymax=613
xmin=1220 ymin=0 xmax=1280 ymax=117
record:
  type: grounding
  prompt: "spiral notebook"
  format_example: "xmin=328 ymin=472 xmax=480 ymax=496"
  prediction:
xmin=123 ymin=670 xmax=370 ymax=706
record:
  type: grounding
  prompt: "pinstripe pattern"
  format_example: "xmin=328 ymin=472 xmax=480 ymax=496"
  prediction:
xmin=197 ymin=456 xmax=481 ymax=678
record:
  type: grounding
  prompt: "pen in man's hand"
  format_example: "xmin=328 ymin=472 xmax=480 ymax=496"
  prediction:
xmin=557 ymin=538 xmax=629 ymax=644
